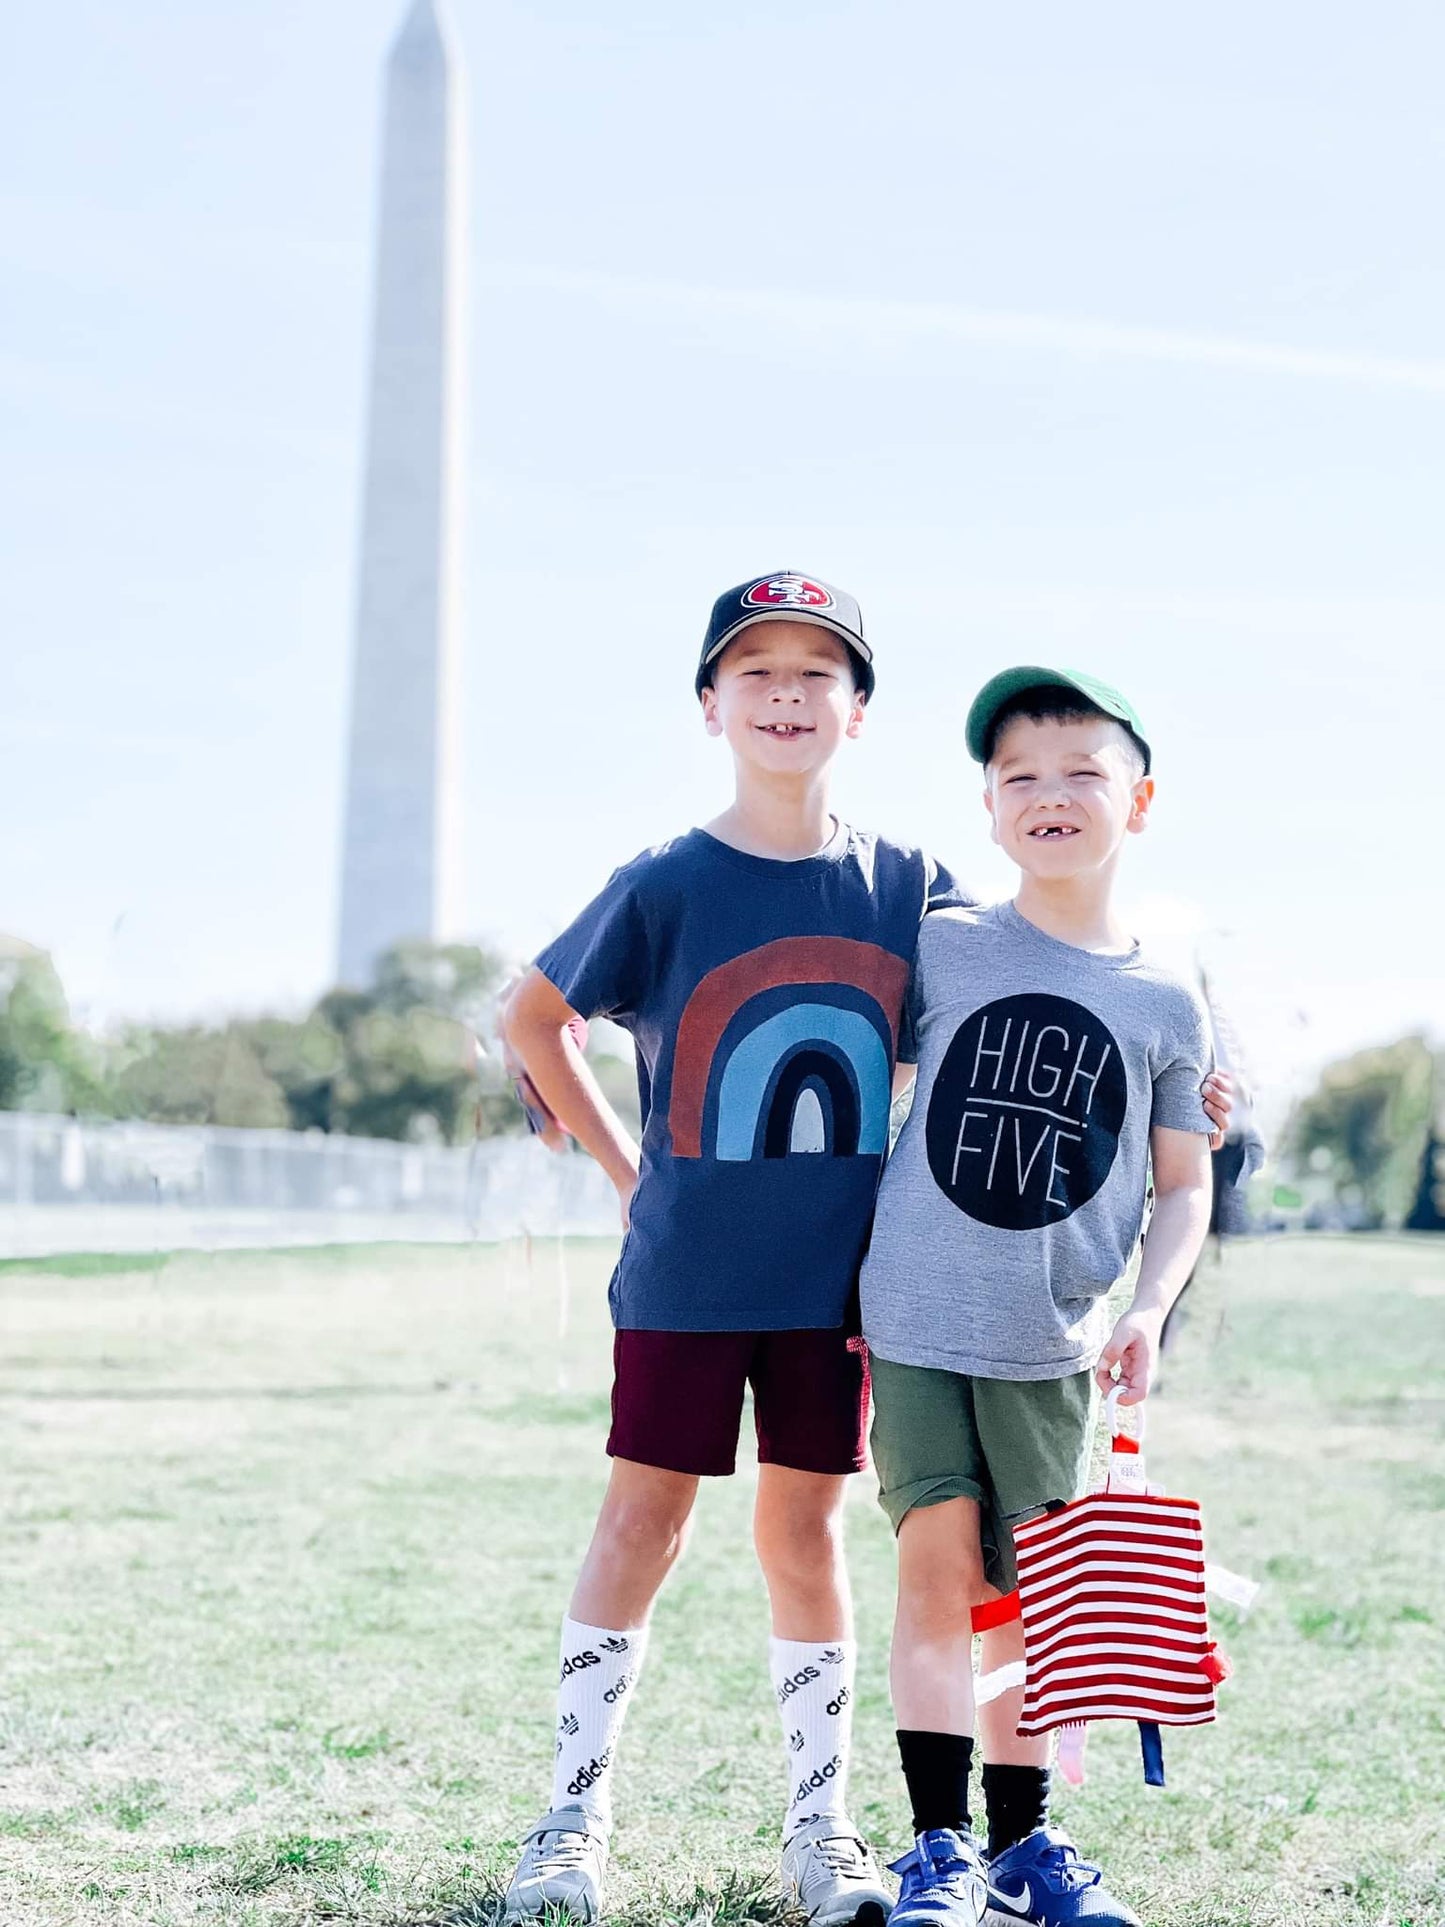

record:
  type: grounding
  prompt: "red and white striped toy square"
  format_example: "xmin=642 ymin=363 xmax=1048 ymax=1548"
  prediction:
xmin=1012 ymin=1492 xmax=1218 ymax=1737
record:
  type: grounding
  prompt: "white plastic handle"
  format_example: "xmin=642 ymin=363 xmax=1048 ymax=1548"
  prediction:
xmin=1105 ymin=1384 xmax=1147 ymax=1444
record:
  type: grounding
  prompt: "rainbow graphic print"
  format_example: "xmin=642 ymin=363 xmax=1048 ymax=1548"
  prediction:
xmin=667 ymin=937 xmax=909 ymax=1162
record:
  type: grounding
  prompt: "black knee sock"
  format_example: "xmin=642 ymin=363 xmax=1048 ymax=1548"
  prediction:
xmin=982 ymin=1763 xmax=1051 ymax=1858
xmin=896 ymin=1730 xmax=973 ymax=1836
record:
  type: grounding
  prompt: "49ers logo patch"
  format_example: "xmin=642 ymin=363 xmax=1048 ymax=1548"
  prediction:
xmin=743 ymin=575 xmax=834 ymax=613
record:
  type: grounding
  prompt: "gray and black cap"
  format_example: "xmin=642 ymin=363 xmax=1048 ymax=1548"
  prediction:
xmin=696 ymin=571 xmax=874 ymax=699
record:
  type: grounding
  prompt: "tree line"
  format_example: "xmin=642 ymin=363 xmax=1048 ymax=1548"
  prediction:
xmin=0 ymin=937 xmax=638 ymax=1148
xmin=1283 ymin=1033 xmax=1443 ymax=1232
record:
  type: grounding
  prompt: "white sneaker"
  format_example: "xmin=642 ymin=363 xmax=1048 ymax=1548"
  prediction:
xmin=782 ymin=1814 xmax=894 ymax=1926
xmin=504 ymin=1804 xmax=609 ymax=1922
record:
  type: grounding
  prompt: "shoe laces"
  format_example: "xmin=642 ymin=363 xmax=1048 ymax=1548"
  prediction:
xmin=802 ymin=1831 xmax=873 ymax=1881
xmin=530 ymin=1823 xmax=598 ymax=1871
xmin=896 ymin=1831 xmax=981 ymax=1885
xmin=1031 ymin=1836 xmax=1102 ymax=1893
xmin=926 ymin=1844 xmax=977 ymax=1881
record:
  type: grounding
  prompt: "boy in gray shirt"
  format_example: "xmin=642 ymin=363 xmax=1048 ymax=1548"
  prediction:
xmin=863 ymin=670 xmax=1216 ymax=1927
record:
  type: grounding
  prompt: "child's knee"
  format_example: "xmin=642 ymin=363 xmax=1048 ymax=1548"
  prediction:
xmin=754 ymin=1506 xmax=842 ymax=1590
xmin=597 ymin=1489 xmax=693 ymax=1567
xmin=901 ymin=1559 xmax=988 ymax=1638
xmin=898 ymin=1504 xmax=990 ymax=1619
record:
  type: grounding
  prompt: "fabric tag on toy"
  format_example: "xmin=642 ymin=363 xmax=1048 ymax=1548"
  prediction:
xmin=1205 ymin=1563 xmax=1261 ymax=1612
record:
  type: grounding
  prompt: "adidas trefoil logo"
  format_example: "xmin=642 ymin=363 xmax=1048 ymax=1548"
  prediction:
xmin=788 ymin=1729 xmax=805 ymax=1753
xmin=599 ymin=1635 xmax=630 ymax=1654
xmin=559 ymin=1713 xmax=580 ymax=1738
xmin=820 ymin=1646 xmax=847 ymax=1666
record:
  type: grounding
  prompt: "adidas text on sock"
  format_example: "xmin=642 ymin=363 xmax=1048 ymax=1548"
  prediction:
xmin=550 ymin=1616 xmax=649 ymax=1829
xmin=770 ymin=1635 xmax=857 ymax=1841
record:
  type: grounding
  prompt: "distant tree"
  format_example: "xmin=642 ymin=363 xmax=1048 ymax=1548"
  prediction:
xmin=331 ymin=1002 xmax=478 ymax=1143
xmin=110 ymin=1026 xmax=289 ymax=1130
xmin=0 ymin=940 xmax=108 ymax=1115
xmin=235 ymin=1015 xmax=347 ymax=1133
xmin=370 ymin=940 xmax=506 ymax=1030
xmin=1287 ymin=1035 xmax=1436 ymax=1229
xmin=1405 ymin=1091 xmax=1445 ymax=1232
xmin=317 ymin=940 xmax=515 ymax=1145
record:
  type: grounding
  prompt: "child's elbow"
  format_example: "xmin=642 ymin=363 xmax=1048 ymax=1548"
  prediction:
xmin=497 ymin=986 xmax=519 ymax=1049
xmin=1161 ymin=1171 xmax=1214 ymax=1216
xmin=499 ymin=976 xmax=544 ymax=1056
xmin=500 ymin=971 xmax=571 ymax=1055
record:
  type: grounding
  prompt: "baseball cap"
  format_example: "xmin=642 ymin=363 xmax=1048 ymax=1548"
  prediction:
xmin=696 ymin=571 xmax=874 ymax=699
xmin=966 ymin=666 xmax=1152 ymax=772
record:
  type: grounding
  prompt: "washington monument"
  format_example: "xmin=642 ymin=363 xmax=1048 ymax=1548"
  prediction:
xmin=337 ymin=0 xmax=466 ymax=987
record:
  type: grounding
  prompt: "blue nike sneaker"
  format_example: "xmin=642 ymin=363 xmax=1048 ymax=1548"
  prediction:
xmin=888 ymin=1828 xmax=989 ymax=1925
xmin=984 ymin=1827 xmax=1139 ymax=1926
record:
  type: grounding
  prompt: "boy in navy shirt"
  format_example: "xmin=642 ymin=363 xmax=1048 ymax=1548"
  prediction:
xmin=502 ymin=573 xmax=954 ymax=1925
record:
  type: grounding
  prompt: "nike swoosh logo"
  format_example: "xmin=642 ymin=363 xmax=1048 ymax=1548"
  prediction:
xmin=988 ymin=1881 xmax=1036 ymax=1917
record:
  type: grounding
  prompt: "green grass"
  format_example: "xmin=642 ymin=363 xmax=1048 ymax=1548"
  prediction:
xmin=0 ymin=1234 xmax=1442 ymax=1925
xmin=0 ymin=1249 xmax=178 ymax=1279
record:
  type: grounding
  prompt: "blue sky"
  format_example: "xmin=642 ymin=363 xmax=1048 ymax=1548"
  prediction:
xmin=3 ymin=1 xmax=1441 ymax=1116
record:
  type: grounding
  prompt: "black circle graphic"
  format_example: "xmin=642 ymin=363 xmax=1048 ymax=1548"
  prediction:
xmin=924 ymin=993 xmax=1127 ymax=1229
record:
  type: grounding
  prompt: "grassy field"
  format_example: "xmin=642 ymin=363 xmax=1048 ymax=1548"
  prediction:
xmin=0 ymin=1233 xmax=1442 ymax=1927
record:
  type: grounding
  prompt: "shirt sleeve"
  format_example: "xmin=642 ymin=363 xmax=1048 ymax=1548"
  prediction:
xmin=533 ymin=862 xmax=650 ymax=1023
xmin=1151 ymin=986 xmax=1217 ymax=1133
xmin=900 ymin=857 xmax=971 ymax=1065
xmin=896 ymin=958 xmax=925 ymax=1068
xmin=899 ymin=856 xmax=975 ymax=1063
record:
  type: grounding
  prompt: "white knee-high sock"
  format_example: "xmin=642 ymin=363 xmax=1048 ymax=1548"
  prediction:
xmin=550 ymin=1616 xmax=649 ymax=1829
xmin=770 ymin=1635 xmax=857 ymax=1840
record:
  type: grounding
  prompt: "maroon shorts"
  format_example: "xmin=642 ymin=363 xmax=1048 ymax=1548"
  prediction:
xmin=607 ymin=1328 xmax=871 ymax=1478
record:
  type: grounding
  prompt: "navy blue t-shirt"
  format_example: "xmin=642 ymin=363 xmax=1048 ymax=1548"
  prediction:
xmin=534 ymin=822 xmax=971 ymax=1331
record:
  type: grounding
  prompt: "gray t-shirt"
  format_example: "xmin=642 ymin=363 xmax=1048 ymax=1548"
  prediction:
xmin=860 ymin=900 xmax=1215 ymax=1380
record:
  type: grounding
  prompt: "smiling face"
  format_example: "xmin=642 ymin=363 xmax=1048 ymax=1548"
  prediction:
xmin=700 ymin=620 xmax=866 ymax=773
xmin=984 ymin=710 xmax=1154 ymax=880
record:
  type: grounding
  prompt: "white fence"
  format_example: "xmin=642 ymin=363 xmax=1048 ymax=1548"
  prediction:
xmin=0 ymin=1111 xmax=619 ymax=1258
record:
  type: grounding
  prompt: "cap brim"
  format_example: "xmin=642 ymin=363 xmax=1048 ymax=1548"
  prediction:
xmin=697 ymin=611 xmax=875 ymax=696
xmin=966 ymin=666 xmax=1151 ymax=769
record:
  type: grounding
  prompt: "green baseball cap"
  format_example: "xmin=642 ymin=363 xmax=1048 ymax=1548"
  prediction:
xmin=966 ymin=665 xmax=1152 ymax=772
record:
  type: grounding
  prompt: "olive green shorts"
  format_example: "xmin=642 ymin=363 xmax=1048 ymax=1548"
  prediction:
xmin=869 ymin=1354 xmax=1095 ymax=1592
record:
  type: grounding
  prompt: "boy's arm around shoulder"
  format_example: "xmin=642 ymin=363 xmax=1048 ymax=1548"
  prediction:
xmin=1094 ymin=1124 xmax=1213 ymax=1405
xmin=922 ymin=849 xmax=979 ymax=914
xmin=1201 ymin=1069 xmax=1233 ymax=1146
xmin=501 ymin=969 xmax=641 ymax=1225
xmin=894 ymin=897 xmax=980 ymax=1091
